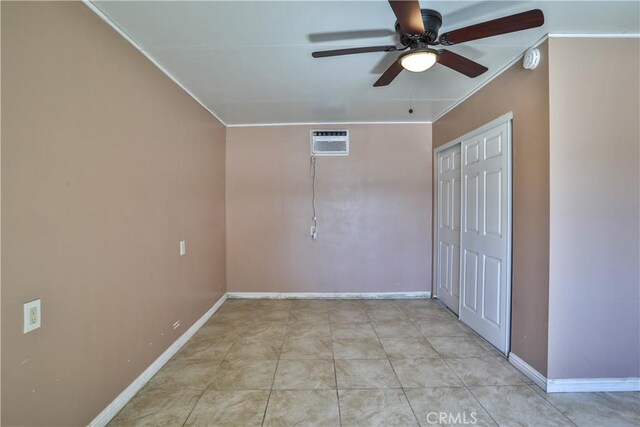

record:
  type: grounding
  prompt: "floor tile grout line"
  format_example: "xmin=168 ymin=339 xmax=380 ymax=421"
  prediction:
xmin=400 ymin=301 xmax=452 ymax=359
xmin=523 ymin=383 xmax=579 ymax=426
xmin=329 ymin=317 xmax=343 ymax=427
xmin=367 ymin=309 xmax=422 ymax=427
xmin=441 ymin=357 xmax=467 ymax=387
xmin=460 ymin=383 xmax=540 ymax=389
xmin=120 ymin=299 xmax=634 ymax=427
xmin=440 ymin=355 xmax=502 ymax=427
xmin=415 ymin=318 xmax=448 ymax=360
xmin=179 ymin=381 xmax=208 ymax=426
xmin=180 ymin=331 xmax=237 ymax=427
xmin=412 ymin=300 xmax=517 ymax=426
xmin=465 ymin=386 xmax=502 ymax=427
xmin=261 ymin=307 xmax=292 ymax=427
xmin=466 ymin=383 xmax=578 ymax=427
xmin=401 ymin=300 xmax=504 ymax=425
xmin=467 ymin=384 xmax=574 ymax=427
xmin=415 ymin=316 xmax=500 ymax=360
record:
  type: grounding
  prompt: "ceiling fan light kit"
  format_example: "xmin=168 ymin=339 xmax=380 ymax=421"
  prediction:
xmin=311 ymin=1 xmax=544 ymax=87
xmin=400 ymin=48 xmax=438 ymax=72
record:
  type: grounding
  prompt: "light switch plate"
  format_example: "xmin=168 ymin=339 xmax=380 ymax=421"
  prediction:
xmin=179 ymin=240 xmax=186 ymax=256
xmin=23 ymin=299 xmax=41 ymax=334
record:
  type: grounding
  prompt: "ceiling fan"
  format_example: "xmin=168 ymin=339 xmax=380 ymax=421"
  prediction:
xmin=312 ymin=1 xmax=544 ymax=87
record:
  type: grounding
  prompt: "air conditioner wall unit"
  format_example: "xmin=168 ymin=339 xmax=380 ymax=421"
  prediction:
xmin=311 ymin=130 xmax=349 ymax=156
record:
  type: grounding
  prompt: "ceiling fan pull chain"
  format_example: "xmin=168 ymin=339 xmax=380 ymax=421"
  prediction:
xmin=408 ymin=79 xmax=414 ymax=114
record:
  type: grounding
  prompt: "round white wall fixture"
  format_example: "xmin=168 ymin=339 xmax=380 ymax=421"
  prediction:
xmin=523 ymin=48 xmax=541 ymax=70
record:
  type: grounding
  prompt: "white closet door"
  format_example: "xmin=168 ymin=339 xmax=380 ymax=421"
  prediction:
xmin=460 ymin=121 xmax=511 ymax=354
xmin=436 ymin=145 xmax=461 ymax=314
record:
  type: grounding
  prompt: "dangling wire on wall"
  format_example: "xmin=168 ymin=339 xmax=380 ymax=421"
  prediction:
xmin=309 ymin=154 xmax=318 ymax=240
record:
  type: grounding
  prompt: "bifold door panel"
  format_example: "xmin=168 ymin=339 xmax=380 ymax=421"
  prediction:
xmin=436 ymin=145 xmax=461 ymax=314
xmin=459 ymin=121 xmax=511 ymax=354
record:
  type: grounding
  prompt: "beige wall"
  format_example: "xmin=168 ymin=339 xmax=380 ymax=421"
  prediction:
xmin=226 ymin=124 xmax=432 ymax=294
xmin=1 ymin=2 xmax=226 ymax=425
xmin=4 ymin=6 xmax=636 ymax=426
xmin=547 ymin=38 xmax=640 ymax=379
xmin=433 ymin=41 xmax=550 ymax=375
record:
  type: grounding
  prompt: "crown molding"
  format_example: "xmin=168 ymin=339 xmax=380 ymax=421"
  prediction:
xmin=227 ymin=121 xmax=433 ymax=128
xmin=548 ymin=33 xmax=640 ymax=38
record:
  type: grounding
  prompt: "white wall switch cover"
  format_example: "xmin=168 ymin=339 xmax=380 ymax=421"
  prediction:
xmin=23 ymin=299 xmax=41 ymax=334
xmin=179 ymin=240 xmax=186 ymax=256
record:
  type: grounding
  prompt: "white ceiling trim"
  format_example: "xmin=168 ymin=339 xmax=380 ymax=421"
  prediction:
xmin=548 ymin=33 xmax=640 ymax=38
xmin=227 ymin=120 xmax=433 ymax=128
xmin=83 ymin=0 xmax=229 ymax=127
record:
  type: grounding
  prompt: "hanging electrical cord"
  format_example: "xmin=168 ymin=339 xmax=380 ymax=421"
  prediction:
xmin=309 ymin=154 xmax=318 ymax=240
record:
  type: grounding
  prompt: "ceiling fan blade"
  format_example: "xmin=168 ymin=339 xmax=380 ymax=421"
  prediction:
xmin=308 ymin=29 xmax=395 ymax=43
xmin=437 ymin=49 xmax=488 ymax=78
xmin=388 ymin=0 xmax=425 ymax=35
xmin=438 ymin=9 xmax=544 ymax=46
xmin=312 ymin=45 xmax=398 ymax=58
xmin=373 ymin=60 xmax=403 ymax=87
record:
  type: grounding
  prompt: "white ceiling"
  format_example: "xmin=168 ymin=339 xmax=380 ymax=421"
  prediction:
xmin=91 ymin=1 xmax=639 ymax=125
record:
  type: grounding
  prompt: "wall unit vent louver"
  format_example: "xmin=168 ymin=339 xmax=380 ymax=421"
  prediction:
xmin=311 ymin=130 xmax=349 ymax=156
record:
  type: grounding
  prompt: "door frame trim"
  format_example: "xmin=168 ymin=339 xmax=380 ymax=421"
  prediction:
xmin=432 ymin=112 xmax=513 ymax=354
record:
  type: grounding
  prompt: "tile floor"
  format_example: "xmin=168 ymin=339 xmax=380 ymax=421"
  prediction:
xmin=109 ymin=298 xmax=640 ymax=426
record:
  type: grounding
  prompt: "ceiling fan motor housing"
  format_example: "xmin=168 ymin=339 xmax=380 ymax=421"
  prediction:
xmin=396 ymin=9 xmax=442 ymax=47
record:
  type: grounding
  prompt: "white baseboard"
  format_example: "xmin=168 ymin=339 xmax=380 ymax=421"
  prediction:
xmin=226 ymin=291 xmax=431 ymax=300
xmin=509 ymin=353 xmax=640 ymax=393
xmin=89 ymin=293 xmax=228 ymax=427
xmin=546 ymin=377 xmax=640 ymax=393
xmin=90 ymin=289 xmax=429 ymax=425
xmin=509 ymin=353 xmax=548 ymax=391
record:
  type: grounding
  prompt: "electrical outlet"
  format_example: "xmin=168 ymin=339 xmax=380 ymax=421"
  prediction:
xmin=179 ymin=240 xmax=186 ymax=256
xmin=23 ymin=299 xmax=41 ymax=334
